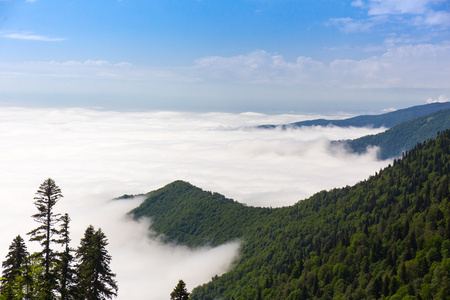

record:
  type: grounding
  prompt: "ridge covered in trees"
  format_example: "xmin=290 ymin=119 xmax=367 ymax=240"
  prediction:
xmin=341 ymin=108 xmax=450 ymax=160
xmin=0 ymin=179 xmax=118 ymax=300
xmin=131 ymin=130 xmax=450 ymax=299
xmin=258 ymin=102 xmax=450 ymax=129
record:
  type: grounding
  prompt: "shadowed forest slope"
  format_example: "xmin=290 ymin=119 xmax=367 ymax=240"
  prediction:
xmin=341 ymin=108 xmax=450 ymax=160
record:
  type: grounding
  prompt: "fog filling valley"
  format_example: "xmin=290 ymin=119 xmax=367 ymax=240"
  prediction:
xmin=0 ymin=107 xmax=392 ymax=299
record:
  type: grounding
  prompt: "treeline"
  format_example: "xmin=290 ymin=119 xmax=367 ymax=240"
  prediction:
xmin=344 ymin=108 xmax=450 ymax=159
xmin=131 ymin=130 xmax=450 ymax=299
xmin=0 ymin=179 xmax=118 ymax=300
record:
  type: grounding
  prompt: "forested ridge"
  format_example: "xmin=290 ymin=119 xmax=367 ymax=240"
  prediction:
xmin=258 ymin=102 xmax=450 ymax=129
xmin=131 ymin=130 xmax=450 ymax=299
xmin=131 ymin=183 xmax=270 ymax=247
xmin=343 ymin=108 xmax=450 ymax=159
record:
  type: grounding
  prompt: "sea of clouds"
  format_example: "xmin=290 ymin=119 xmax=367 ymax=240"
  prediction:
xmin=0 ymin=107 xmax=391 ymax=299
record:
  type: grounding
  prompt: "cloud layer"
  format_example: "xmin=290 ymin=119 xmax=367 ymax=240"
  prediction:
xmin=2 ymin=42 xmax=449 ymax=91
xmin=0 ymin=108 xmax=392 ymax=298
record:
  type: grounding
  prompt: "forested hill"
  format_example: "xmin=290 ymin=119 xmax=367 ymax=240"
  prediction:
xmin=130 ymin=181 xmax=271 ymax=247
xmin=340 ymin=108 xmax=450 ymax=160
xmin=130 ymin=130 xmax=450 ymax=299
xmin=258 ymin=102 xmax=450 ymax=129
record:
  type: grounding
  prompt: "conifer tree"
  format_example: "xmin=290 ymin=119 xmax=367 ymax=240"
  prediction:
xmin=75 ymin=225 xmax=118 ymax=299
xmin=55 ymin=213 xmax=76 ymax=299
xmin=0 ymin=235 xmax=31 ymax=299
xmin=170 ymin=279 xmax=190 ymax=300
xmin=27 ymin=178 xmax=63 ymax=299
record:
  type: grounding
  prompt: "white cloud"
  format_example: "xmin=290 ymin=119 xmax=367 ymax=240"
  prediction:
xmin=0 ymin=31 xmax=65 ymax=41
xmin=329 ymin=43 xmax=450 ymax=88
xmin=0 ymin=108 xmax=390 ymax=299
xmin=418 ymin=10 xmax=450 ymax=26
xmin=0 ymin=44 xmax=448 ymax=107
xmin=192 ymin=44 xmax=450 ymax=89
xmin=351 ymin=0 xmax=365 ymax=7
xmin=426 ymin=94 xmax=449 ymax=103
xmin=326 ymin=17 xmax=378 ymax=32
xmin=192 ymin=50 xmax=327 ymax=85
xmin=330 ymin=0 xmax=450 ymax=31
xmin=367 ymin=0 xmax=432 ymax=15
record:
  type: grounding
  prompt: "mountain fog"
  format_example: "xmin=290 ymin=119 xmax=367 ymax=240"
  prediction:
xmin=0 ymin=107 xmax=391 ymax=299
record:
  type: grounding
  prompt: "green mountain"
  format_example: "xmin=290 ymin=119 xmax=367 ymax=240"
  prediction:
xmin=130 ymin=130 xmax=450 ymax=299
xmin=130 ymin=181 xmax=270 ymax=247
xmin=341 ymin=108 xmax=450 ymax=160
xmin=259 ymin=102 xmax=450 ymax=129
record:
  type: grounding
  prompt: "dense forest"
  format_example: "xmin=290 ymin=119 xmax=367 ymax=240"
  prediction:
xmin=343 ymin=108 xmax=450 ymax=159
xmin=0 ymin=179 xmax=117 ymax=300
xmin=259 ymin=102 xmax=450 ymax=129
xmin=131 ymin=130 xmax=450 ymax=299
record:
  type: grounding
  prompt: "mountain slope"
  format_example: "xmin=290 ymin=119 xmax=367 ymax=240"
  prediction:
xmin=130 ymin=181 xmax=271 ymax=247
xmin=259 ymin=102 xmax=450 ymax=129
xmin=341 ymin=108 xmax=450 ymax=160
xmin=130 ymin=130 xmax=450 ymax=299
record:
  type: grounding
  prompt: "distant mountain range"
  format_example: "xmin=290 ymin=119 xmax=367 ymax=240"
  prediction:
xmin=259 ymin=102 xmax=450 ymax=159
xmin=340 ymin=108 xmax=450 ymax=159
xmin=128 ymin=130 xmax=450 ymax=299
xmin=259 ymin=102 xmax=450 ymax=129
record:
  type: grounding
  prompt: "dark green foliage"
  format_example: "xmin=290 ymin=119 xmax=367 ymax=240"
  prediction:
xmin=132 ymin=130 xmax=450 ymax=299
xmin=170 ymin=279 xmax=190 ymax=300
xmin=0 ymin=235 xmax=31 ymax=299
xmin=27 ymin=178 xmax=63 ymax=299
xmin=75 ymin=225 xmax=118 ymax=300
xmin=55 ymin=213 xmax=76 ymax=300
xmin=259 ymin=102 xmax=450 ymax=129
xmin=344 ymin=108 xmax=450 ymax=159
xmin=1 ymin=179 xmax=118 ymax=300
xmin=130 ymin=181 xmax=272 ymax=247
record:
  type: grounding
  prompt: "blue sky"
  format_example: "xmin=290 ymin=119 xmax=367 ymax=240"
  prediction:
xmin=0 ymin=0 xmax=449 ymax=113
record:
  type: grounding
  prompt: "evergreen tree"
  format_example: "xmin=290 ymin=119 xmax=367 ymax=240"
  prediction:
xmin=27 ymin=178 xmax=63 ymax=299
xmin=55 ymin=213 xmax=76 ymax=299
xmin=170 ymin=280 xmax=190 ymax=300
xmin=75 ymin=225 xmax=118 ymax=300
xmin=0 ymin=235 xmax=31 ymax=299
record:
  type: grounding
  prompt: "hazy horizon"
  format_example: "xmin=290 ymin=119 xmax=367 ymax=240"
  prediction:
xmin=0 ymin=0 xmax=449 ymax=112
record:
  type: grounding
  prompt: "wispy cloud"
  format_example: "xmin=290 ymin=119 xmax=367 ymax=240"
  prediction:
xmin=0 ymin=43 xmax=449 ymax=101
xmin=416 ymin=10 xmax=450 ymax=26
xmin=326 ymin=17 xmax=379 ymax=33
xmin=190 ymin=44 xmax=450 ymax=89
xmin=329 ymin=0 xmax=450 ymax=32
xmin=367 ymin=0 xmax=430 ymax=15
xmin=0 ymin=31 xmax=66 ymax=42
